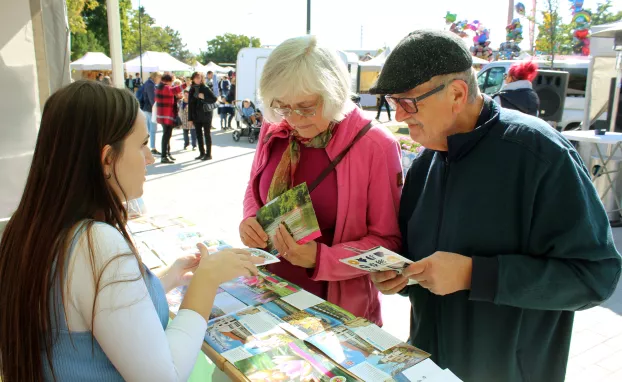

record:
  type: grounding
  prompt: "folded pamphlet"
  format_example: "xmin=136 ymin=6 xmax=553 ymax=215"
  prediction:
xmin=340 ymin=246 xmax=418 ymax=285
xmin=256 ymin=183 xmax=321 ymax=255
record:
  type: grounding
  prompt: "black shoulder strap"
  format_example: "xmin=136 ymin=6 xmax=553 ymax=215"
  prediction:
xmin=308 ymin=121 xmax=374 ymax=193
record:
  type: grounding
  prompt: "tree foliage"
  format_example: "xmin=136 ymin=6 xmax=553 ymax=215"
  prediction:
xmin=591 ymin=0 xmax=622 ymax=26
xmin=199 ymin=33 xmax=261 ymax=64
xmin=67 ymin=0 xmax=193 ymax=64
xmin=535 ymin=0 xmax=622 ymax=58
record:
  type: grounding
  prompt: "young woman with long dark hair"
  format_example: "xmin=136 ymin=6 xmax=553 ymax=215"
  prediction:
xmin=0 ymin=81 xmax=261 ymax=381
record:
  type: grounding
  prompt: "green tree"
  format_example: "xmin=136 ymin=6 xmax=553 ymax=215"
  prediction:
xmin=535 ymin=0 xmax=563 ymax=63
xmin=199 ymin=33 xmax=261 ymax=64
xmin=67 ymin=0 xmax=132 ymax=60
xmin=591 ymin=0 xmax=622 ymax=26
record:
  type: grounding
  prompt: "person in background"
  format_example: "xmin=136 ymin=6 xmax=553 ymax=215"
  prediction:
xmin=0 ymin=80 xmax=262 ymax=381
xmin=206 ymin=71 xmax=219 ymax=129
xmin=188 ymin=72 xmax=217 ymax=161
xmin=133 ymin=72 xmax=142 ymax=91
xmin=241 ymin=99 xmax=258 ymax=126
xmin=102 ymin=76 xmax=112 ymax=86
xmin=226 ymin=76 xmax=238 ymax=129
xmin=239 ymin=35 xmax=403 ymax=326
xmin=369 ymin=30 xmax=621 ymax=382
xmin=184 ymin=77 xmax=192 ymax=90
xmin=376 ymin=93 xmax=392 ymax=121
xmin=220 ymin=76 xmax=231 ymax=99
xmin=125 ymin=74 xmax=134 ymax=92
xmin=179 ymin=89 xmax=196 ymax=150
xmin=155 ymin=74 xmax=183 ymax=164
xmin=142 ymin=72 xmax=162 ymax=156
xmin=493 ymin=60 xmax=540 ymax=117
xmin=96 ymin=72 xmax=104 ymax=82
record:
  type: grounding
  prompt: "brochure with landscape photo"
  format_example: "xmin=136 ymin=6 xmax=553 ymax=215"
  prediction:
xmin=166 ymin=286 xmax=228 ymax=315
xmin=219 ymin=270 xmax=301 ymax=306
xmin=134 ymin=227 xmax=231 ymax=265
xmin=306 ymin=321 xmax=430 ymax=382
xmin=260 ymin=298 xmax=354 ymax=340
xmin=256 ymin=182 xmax=321 ymax=255
xmin=234 ymin=339 xmax=357 ymax=382
xmin=127 ymin=215 xmax=195 ymax=234
xmin=204 ymin=306 xmax=299 ymax=363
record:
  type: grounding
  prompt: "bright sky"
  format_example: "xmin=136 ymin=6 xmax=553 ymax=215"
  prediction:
xmin=130 ymin=0 xmax=619 ymax=56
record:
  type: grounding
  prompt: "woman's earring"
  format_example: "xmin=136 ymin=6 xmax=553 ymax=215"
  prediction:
xmin=105 ymin=173 xmax=112 ymax=179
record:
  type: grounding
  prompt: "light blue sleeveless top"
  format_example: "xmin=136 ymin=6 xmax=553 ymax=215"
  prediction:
xmin=43 ymin=223 xmax=169 ymax=381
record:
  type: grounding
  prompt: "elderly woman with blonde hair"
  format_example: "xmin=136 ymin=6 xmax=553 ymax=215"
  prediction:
xmin=239 ymin=35 xmax=403 ymax=325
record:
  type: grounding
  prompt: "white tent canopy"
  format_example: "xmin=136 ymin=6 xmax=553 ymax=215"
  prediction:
xmin=205 ymin=61 xmax=228 ymax=74
xmin=359 ymin=50 xmax=390 ymax=71
xmin=70 ymin=52 xmax=112 ymax=71
xmin=124 ymin=51 xmax=192 ymax=73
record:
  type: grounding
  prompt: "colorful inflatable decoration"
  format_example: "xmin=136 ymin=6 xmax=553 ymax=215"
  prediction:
xmin=515 ymin=2 xmax=526 ymax=16
xmin=569 ymin=0 xmax=591 ymax=55
xmin=446 ymin=12 xmax=492 ymax=61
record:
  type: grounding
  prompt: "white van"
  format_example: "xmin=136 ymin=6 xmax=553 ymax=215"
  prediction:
xmin=235 ymin=47 xmax=360 ymax=112
xmin=477 ymin=59 xmax=590 ymax=131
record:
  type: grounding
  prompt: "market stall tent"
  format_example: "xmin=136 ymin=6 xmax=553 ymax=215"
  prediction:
xmin=124 ymin=51 xmax=192 ymax=73
xmin=70 ymin=52 xmax=112 ymax=70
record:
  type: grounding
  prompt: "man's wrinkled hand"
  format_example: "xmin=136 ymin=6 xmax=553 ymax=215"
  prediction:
xmin=403 ymin=251 xmax=472 ymax=296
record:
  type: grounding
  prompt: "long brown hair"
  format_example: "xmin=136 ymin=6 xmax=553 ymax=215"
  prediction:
xmin=0 ymin=81 xmax=141 ymax=381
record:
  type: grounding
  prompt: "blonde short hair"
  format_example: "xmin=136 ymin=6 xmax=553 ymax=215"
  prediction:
xmin=259 ymin=35 xmax=352 ymax=123
xmin=150 ymin=71 xmax=163 ymax=80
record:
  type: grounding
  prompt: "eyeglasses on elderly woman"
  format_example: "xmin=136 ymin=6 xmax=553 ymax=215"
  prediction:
xmin=270 ymin=99 xmax=321 ymax=117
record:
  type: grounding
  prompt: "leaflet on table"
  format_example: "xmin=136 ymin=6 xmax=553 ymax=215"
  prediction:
xmin=255 ymin=183 xmax=321 ymax=255
xmin=234 ymin=339 xmax=357 ymax=382
xmin=133 ymin=227 xmax=231 ymax=265
xmin=261 ymin=297 xmax=357 ymax=340
xmin=204 ymin=305 xmax=299 ymax=363
xmin=127 ymin=214 xmax=195 ymax=234
xmin=306 ymin=319 xmax=430 ymax=382
xmin=248 ymin=248 xmax=280 ymax=266
xmin=395 ymin=361 xmax=462 ymax=382
xmin=166 ymin=286 xmax=234 ymax=317
xmin=219 ymin=270 xmax=301 ymax=306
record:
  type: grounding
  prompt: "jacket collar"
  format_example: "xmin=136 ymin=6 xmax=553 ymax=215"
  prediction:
xmin=445 ymin=95 xmax=500 ymax=162
xmin=262 ymin=103 xmax=370 ymax=159
xmin=501 ymin=80 xmax=533 ymax=91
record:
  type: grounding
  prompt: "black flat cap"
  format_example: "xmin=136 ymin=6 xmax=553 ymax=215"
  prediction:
xmin=369 ymin=29 xmax=473 ymax=95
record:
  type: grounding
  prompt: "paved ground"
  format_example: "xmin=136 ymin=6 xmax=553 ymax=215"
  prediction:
xmin=143 ymin=113 xmax=622 ymax=381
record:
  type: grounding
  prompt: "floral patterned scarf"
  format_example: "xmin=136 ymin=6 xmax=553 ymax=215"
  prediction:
xmin=267 ymin=122 xmax=335 ymax=202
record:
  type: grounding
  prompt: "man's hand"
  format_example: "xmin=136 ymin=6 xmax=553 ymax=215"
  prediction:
xmin=370 ymin=271 xmax=409 ymax=295
xmin=403 ymin=251 xmax=473 ymax=296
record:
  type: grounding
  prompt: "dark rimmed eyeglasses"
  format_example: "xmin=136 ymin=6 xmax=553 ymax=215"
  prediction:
xmin=385 ymin=83 xmax=446 ymax=114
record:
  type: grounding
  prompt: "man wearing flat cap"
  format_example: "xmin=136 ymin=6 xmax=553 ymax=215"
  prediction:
xmin=370 ymin=30 xmax=621 ymax=382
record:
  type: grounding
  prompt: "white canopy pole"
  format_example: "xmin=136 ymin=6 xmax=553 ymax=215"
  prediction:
xmin=106 ymin=0 xmax=124 ymax=88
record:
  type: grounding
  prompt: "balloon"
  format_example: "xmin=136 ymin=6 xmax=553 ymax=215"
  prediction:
xmin=445 ymin=11 xmax=457 ymax=24
xmin=515 ymin=2 xmax=526 ymax=15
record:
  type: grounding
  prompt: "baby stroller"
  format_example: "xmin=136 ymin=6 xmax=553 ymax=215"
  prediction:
xmin=232 ymin=100 xmax=262 ymax=144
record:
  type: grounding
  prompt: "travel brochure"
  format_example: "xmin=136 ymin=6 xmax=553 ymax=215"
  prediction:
xmin=340 ymin=246 xmax=419 ymax=286
xmin=235 ymin=339 xmax=357 ymax=382
xmin=128 ymin=212 xmax=459 ymax=381
xmin=256 ymin=182 xmax=322 ymax=255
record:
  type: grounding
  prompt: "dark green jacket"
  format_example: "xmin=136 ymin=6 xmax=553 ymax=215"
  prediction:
xmin=399 ymin=99 xmax=621 ymax=382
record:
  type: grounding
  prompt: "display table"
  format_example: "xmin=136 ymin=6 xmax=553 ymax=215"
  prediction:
xmin=562 ymin=130 xmax=622 ymax=218
xmin=128 ymin=214 xmax=460 ymax=382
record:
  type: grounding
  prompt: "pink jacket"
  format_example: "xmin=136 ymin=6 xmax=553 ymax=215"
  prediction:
xmin=243 ymin=106 xmax=403 ymax=326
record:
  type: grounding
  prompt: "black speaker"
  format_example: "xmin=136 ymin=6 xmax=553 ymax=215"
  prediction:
xmin=606 ymin=77 xmax=622 ymax=133
xmin=532 ymin=70 xmax=569 ymax=122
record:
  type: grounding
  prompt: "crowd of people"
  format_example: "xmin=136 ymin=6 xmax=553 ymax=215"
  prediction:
xmin=95 ymin=69 xmax=240 ymax=164
xmin=0 ymin=30 xmax=621 ymax=382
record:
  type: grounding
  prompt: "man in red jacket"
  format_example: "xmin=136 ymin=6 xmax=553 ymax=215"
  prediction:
xmin=155 ymin=74 xmax=183 ymax=164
